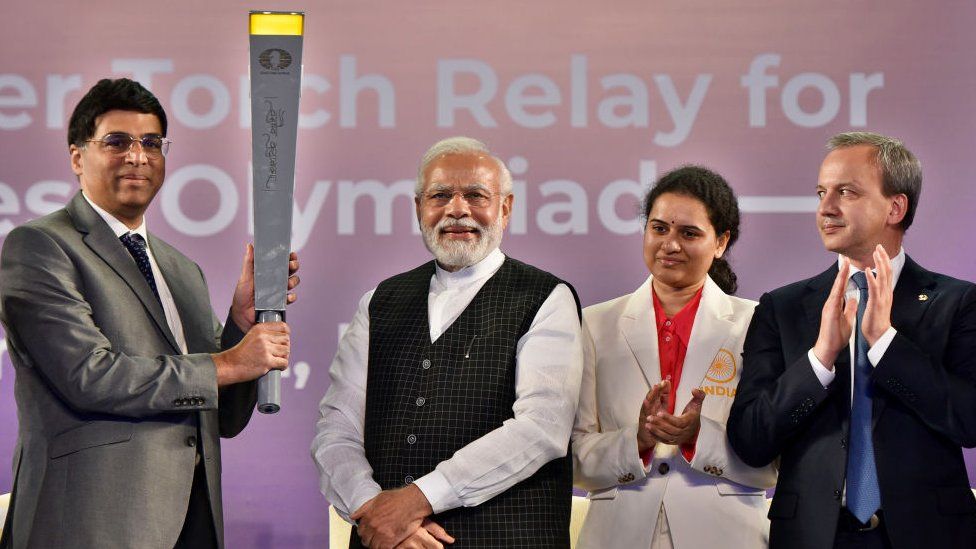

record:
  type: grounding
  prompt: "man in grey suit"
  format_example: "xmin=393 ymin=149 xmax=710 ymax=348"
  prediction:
xmin=0 ymin=78 xmax=298 ymax=549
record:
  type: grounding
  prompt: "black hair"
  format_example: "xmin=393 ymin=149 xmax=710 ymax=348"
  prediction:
xmin=67 ymin=78 xmax=167 ymax=147
xmin=641 ymin=165 xmax=741 ymax=294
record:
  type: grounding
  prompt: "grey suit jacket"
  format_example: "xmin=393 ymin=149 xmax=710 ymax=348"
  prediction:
xmin=0 ymin=192 xmax=256 ymax=549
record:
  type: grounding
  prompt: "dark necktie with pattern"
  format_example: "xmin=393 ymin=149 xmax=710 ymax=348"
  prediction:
xmin=119 ymin=232 xmax=161 ymax=304
xmin=846 ymin=270 xmax=881 ymax=523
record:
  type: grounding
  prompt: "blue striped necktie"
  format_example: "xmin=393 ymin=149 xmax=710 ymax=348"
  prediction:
xmin=846 ymin=270 xmax=881 ymax=523
xmin=120 ymin=232 xmax=161 ymax=304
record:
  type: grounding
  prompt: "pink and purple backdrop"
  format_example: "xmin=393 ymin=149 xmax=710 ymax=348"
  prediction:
xmin=2 ymin=1 xmax=975 ymax=546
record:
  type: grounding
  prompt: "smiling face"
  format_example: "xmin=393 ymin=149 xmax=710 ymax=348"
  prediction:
xmin=70 ymin=109 xmax=165 ymax=228
xmin=643 ymin=192 xmax=729 ymax=292
xmin=816 ymin=145 xmax=907 ymax=265
xmin=415 ymin=152 xmax=513 ymax=271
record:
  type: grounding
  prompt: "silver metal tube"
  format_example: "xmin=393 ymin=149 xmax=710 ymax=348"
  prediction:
xmin=256 ymin=310 xmax=283 ymax=414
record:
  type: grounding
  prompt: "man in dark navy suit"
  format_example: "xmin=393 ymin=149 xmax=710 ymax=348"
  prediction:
xmin=728 ymin=131 xmax=976 ymax=549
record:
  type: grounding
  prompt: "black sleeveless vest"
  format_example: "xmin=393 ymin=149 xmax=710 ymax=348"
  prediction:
xmin=355 ymin=257 xmax=577 ymax=548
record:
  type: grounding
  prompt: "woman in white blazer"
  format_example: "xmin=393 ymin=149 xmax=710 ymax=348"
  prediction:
xmin=573 ymin=166 xmax=776 ymax=549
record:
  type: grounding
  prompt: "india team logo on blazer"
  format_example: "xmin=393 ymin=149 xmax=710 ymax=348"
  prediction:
xmin=704 ymin=349 xmax=736 ymax=384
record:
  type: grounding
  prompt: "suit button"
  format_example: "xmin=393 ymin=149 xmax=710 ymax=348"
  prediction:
xmin=658 ymin=463 xmax=670 ymax=475
xmin=421 ymin=359 xmax=431 ymax=369
xmin=404 ymin=475 xmax=415 ymax=484
xmin=186 ymin=436 xmax=197 ymax=447
xmin=840 ymin=437 xmax=847 ymax=449
xmin=416 ymin=397 xmax=426 ymax=407
xmin=833 ymin=489 xmax=841 ymax=500
xmin=406 ymin=434 xmax=417 ymax=445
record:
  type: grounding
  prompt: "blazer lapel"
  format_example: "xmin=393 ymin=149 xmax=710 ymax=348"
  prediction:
xmin=889 ymin=256 xmax=935 ymax=340
xmin=871 ymin=255 xmax=936 ymax=427
xmin=803 ymin=264 xmax=838 ymax=330
xmin=67 ymin=192 xmax=181 ymax=353
xmin=620 ymin=277 xmax=662 ymax=389
xmin=148 ymin=235 xmax=205 ymax=353
xmin=679 ymin=276 xmax=735 ymax=411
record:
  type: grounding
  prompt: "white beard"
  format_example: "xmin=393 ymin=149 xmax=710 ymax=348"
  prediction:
xmin=421 ymin=216 xmax=503 ymax=270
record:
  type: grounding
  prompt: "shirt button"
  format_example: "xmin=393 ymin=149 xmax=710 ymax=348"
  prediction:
xmin=416 ymin=397 xmax=426 ymax=407
xmin=665 ymin=320 xmax=672 ymax=326
xmin=186 ymin=436 xmax=197 ymax=447
xmin=664 ymin=336 xmax=672 ymax=343
xmin=404 ymin=475 xmax=415 ymax=484
xmin=658 ymin=462 xmax=670 ymax=475
xmin=406 ymin=434 xmax=417 ymax=445
xmin=421 ymin=359 xmax=431 ymax=369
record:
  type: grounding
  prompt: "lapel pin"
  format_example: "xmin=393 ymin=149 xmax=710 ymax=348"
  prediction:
xmin=918 ymin=294 xmax=928 ymax=301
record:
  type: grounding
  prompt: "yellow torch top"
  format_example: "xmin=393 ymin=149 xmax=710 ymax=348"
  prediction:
xmin=249 ymin=11 xmax=304 ymax=36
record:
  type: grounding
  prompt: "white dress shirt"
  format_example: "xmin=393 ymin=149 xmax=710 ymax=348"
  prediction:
xmin=311 ymin=248 xmax=583 ymax=520
xmin=82 ymin=192 xmax=188 ymax=354
xmin=807 ymin=248 xmax=906 ymax=391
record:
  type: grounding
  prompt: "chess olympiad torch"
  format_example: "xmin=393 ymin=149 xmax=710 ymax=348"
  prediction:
xmin=248 ymin=11 xmax=304 ymax=414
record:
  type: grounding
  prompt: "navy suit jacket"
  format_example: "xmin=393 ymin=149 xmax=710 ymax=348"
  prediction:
xmin=728 ymin=257 xmax=976 ymax=549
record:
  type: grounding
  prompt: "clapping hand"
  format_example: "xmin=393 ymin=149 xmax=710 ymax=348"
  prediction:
xmin=637 ymin=379 xmax=670 ymax=453
xmin=648 ymin=387 xmax=706 ymax=446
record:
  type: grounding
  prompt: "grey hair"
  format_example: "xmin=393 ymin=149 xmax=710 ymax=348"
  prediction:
xmin=415 ymin=136 xmax=513 ymax=196
xmin=827 ymin=131 xmax=922 ymax=231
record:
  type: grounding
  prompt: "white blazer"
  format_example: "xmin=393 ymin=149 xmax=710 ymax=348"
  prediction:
xmin=572 ymin=275 xmax=777 ymax=549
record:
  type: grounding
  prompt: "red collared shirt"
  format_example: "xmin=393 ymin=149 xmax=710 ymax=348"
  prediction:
xmin=645 ymin=285 xmax=703 ymax=463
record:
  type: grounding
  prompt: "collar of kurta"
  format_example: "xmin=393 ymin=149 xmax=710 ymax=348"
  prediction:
xmin=432 ymin=247 xmax=505 ymax=289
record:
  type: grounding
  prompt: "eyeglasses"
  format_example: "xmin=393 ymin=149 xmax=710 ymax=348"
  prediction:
xmin=422 ymin=190 xmax=498 ymax=208
xmin=84 ymin=133 xmax=171 ymax=158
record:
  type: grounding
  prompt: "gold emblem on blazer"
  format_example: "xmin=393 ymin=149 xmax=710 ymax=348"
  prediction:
xmin=705 ymin=349 xmax=737 ymax=384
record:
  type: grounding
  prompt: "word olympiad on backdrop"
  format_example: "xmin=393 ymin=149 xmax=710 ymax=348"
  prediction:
xmin=0 ymin=53 xmax=883 ymax=246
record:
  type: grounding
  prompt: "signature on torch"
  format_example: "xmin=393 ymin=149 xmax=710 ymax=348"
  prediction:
xmin=262 ymin=99 xmax=286 ymax=190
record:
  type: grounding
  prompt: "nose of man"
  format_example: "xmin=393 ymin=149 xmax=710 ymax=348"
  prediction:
xmin=817 ymin=193 xmax=840 ymax=218
xmin=445 ymin=193 xmax=471 ymax=218
xmin=124 ymin=145 xmax=150 ymax=165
